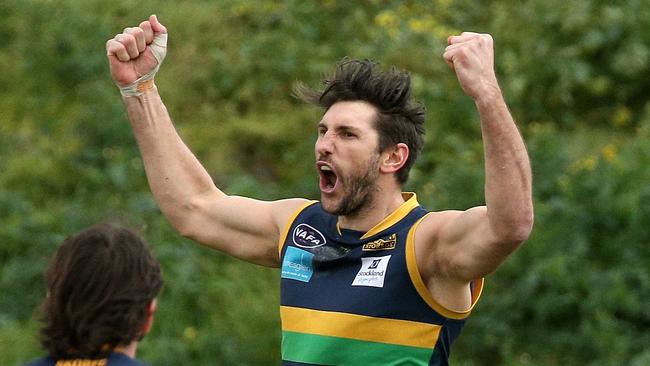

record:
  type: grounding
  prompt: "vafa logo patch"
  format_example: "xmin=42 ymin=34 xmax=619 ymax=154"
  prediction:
xmin=293 ymin=223 xmax=326 ymax=248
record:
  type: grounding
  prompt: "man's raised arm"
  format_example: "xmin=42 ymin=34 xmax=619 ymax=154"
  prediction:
xmin=419 ymin=32 xmax=534 ymax=283
xmin=106 ymin=15 xmax=307 ymax=267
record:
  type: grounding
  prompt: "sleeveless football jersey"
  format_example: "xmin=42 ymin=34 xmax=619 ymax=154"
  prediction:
xmin=24 ymin=352 xmax=148 ymax=366
xmin=279 ymin=193 xmax=483 ymax=366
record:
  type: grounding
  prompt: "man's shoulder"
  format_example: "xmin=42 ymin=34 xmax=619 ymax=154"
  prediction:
xmin=412 ymin=208 xmax=481 ymax=246
xmin=107 ymin=352 xmax=149 ymax=366
xmin=274 ymin=198 xmax=320 ymax=223
xmin=418 ymin=207 xmax=485 ymax=225
xmin=416 ymin=209 xmax=463 ymax=228
xmin=23 ymin=356 xmax=55 ymax=366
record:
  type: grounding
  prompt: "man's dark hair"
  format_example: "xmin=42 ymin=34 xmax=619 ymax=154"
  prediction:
xmin=296 ymin=58 xmax=426 ymax=184
xmin=39 ymin=223 xmax=163 ymax=359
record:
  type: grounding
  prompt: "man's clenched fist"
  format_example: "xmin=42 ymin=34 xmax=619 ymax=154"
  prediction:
xmin=106 ymin=14 xmax=167 ymax=96
xmin=443 ymin=32 xmax=500 ymax=101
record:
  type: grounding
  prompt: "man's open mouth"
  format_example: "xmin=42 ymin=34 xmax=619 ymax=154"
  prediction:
xmin=318 ymin=162 xmax=338 ymax=193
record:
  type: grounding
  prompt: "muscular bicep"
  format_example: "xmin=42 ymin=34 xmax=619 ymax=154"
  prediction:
xmin=179 ymin=191 xmax=309 ymax=267
xmin=419 ymin=206 xmax=524 ymax=282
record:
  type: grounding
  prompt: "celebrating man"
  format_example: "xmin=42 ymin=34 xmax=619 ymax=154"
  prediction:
xmin=106 ymin=15 xmax=532 ymax=365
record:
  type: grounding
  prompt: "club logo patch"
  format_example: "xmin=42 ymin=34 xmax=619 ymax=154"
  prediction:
xmin=362 ymin=234 xmax=397 ymax=251
xmin=281 ymin=247 xmax=314 ymax=282
xmin=352 ymin=255 xmax=392 ymax=288
xmin=292 ymin=223 xmax=326 ymax=248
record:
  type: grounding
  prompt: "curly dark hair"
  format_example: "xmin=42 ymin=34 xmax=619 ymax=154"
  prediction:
xmin=295 ymin=58 xmax=426 ymax=184
xmin=39 ymin=223 xmax=163 ymax=359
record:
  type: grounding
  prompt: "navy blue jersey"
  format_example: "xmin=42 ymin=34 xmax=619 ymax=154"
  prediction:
xmin=278 ymin=193 xmax=483 ymax=366
xmin=25 ymin=352 xmax=148 ymax=366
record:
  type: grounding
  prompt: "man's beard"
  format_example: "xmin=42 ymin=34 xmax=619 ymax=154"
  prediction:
xmin=325 ymin=156 xmax=380 ymax=217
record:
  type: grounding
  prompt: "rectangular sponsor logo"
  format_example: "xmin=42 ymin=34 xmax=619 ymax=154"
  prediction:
xmin=282 ymin=247 xmax=315 ymax=282
xmin=362 ymin=234 xmax=397 ymax=251
xmin=352 ymin=255 xmax=392 ymax=288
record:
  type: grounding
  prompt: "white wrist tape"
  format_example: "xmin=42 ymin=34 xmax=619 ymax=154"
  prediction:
xmin=119 ymin=33 xmax=168 ymax=97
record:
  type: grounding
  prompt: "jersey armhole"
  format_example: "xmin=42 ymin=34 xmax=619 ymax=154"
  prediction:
xmin=277 ymin=201 xmax=318 ymax=258
xmin=405 ymin=213 xmax=485 ymax=320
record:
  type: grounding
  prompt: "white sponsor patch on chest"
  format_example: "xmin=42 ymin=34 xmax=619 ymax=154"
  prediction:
xmin=351 ymin=255 xmax=392 ymax=288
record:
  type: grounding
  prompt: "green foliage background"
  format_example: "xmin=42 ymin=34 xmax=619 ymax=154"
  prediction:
xmin=1 ymin=0 xmax=649 ymax=365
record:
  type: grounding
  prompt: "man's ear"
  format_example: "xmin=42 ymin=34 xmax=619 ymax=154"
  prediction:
xmin=141 ymin=298 xmax=158 ymax=335
xmin=380 ymin=143 xmax=409 ymax=174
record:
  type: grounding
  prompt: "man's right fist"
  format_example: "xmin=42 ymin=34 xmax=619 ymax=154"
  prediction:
xmin=106 ymin=14 xmax=167 ymax=96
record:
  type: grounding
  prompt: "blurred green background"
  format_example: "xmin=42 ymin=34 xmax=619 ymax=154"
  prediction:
xmin=1 ymin=0 xmax=649 ymax=365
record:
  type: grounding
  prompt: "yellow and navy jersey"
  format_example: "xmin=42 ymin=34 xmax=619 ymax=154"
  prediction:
xmin=278 ymin=193 xmax=483 ymax=366
xmin=24 ymin=352 xmax=148 ymax=366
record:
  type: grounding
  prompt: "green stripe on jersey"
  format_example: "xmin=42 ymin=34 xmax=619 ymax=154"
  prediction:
xmin=282 ymin=331 xmax=434 ymax=366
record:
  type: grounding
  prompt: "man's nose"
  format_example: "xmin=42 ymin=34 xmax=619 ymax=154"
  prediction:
xmin=316 ymin=133 xmax=334 ymax=157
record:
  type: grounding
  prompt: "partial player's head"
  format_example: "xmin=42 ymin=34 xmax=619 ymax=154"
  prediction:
xmin=297 ymin=58 xmax=426 ymax=185
xmin=39 ymin=223 xmax=163 ymax=359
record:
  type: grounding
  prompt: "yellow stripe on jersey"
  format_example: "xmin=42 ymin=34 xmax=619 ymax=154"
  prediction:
xmin=278 ymin=201 xmax=318 ymax=257
xmin=360 ymin=193 xmax=420 ymax=239
xmin=280 ymin=305 xmax=441 ymax=349
xmin=405 ymin=213 xmax=484 ymax=320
